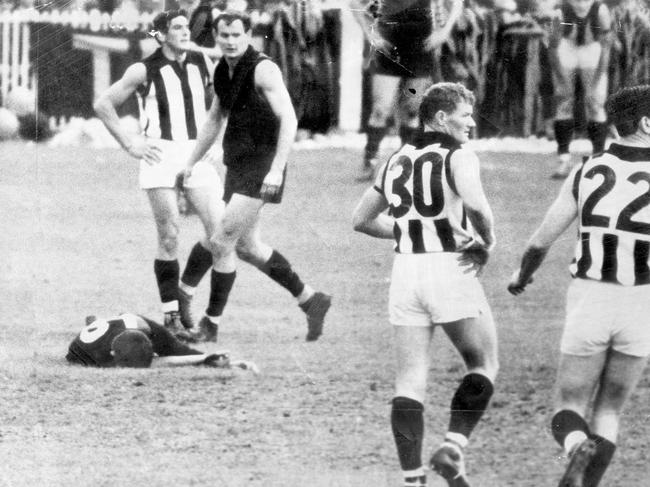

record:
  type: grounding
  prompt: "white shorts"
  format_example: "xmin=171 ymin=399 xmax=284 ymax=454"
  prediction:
xmin=561 ymin=278 xmax=650 ymax=357
xmin=138 ymin=139 xmax=222 ymax=190
xmin=389 ymin=252 xmax=490 ymax=327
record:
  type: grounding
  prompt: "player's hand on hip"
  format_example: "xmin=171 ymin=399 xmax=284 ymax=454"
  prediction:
xmin=127 ymin=139 xmax=162 ymax=165
xmin=507 ymin=270 xmax=533 ymax=296
xmin=260 ymin=168 xmax=283 ymax=203
xmin=457 ymin=241 xmax=490 ymax=276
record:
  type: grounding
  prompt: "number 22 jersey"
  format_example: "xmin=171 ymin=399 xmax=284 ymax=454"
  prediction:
xmin=570 ymin=144 xmax=650 ymax=286
xmin=374 ymin=131 xmax=478 ymax=254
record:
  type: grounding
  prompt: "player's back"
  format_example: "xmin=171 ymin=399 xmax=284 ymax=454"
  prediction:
xmin=66 ymin=314 xmax=141 ymax=367
xmin=376 ymin=132 xmax=477 ymax=254
xmin=570 ymin=143 xmax=650 ymax=285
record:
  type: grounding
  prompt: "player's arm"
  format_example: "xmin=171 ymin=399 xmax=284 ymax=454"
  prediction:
xmin=352 ymin=186 xmax=393 ymax=239
xmin=184 ymin=93 xmax=225 ymax=179
xmin=255 ymin=60 xmax=298 ymax=201
xmin=452 ymin=148 xmax=495 ymax=249
xmin=349 ymin=0 xmax=392 ymax=52
xmin=508 ymin=168 xmax=579 ymax=295
xmin=423 ymin=0 xmax=464 ymax=52
xmin=93 ymin=63 xmax=161 ymax=164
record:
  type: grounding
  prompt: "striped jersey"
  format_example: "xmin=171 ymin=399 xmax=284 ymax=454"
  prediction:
xmin=560 ymin=1 xmax=608 ymax=46
xmin=374 ymin=131 xmax=477 ymax=254
xmin=136 ymin=49 xmax=211 ymax=141
xmin=570 ymin=143 xmax=650 ymax=286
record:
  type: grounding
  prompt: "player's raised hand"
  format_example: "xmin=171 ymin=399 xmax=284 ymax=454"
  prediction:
xmin=507 ymin=270 xmax=533 ymax=295
xmin=260 ymin=168 xmax=284 ymax=203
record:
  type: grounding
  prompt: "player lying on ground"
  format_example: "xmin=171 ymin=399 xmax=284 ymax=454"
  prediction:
xmin=66 ymin=312 xmax=257 ymax=371
xmin=509 ymin=85 xmax=650 ymax=487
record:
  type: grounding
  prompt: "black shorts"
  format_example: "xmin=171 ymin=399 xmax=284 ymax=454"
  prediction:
xmin=223 ymin=166 xmax=286 ymax=204
xmin=372 ymin=5 xmax=434 ymax=78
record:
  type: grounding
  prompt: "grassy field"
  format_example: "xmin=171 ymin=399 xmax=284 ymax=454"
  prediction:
xmin=1 ymin=140 xmax=649 ymax=487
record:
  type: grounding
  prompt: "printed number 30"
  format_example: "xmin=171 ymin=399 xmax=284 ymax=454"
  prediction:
xmin=390 ymin=152 xmax=444 ymax=219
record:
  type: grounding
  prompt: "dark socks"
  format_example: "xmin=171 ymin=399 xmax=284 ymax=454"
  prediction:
xmin=364 ymin=125 xmax=388 ymax=164
xmin=261 ymin=250 xmax=305 ymax=298
xmin=554 ymin=119 xmax=575 ymax=155
xmin=154 ymin=259 xmax=179 ymax=306
xmin=587 ymin=121 xmax=608 ymax=155
xmin=206 ymin=270 xmax=236 ymax=317
xmin=181 ymin=242 xmax=213 ymax=287
xmin=551 ymin=409 xmax=590 ymax=447
xmin=584 ymin=434 xmax=616 ymax=487
xmin=391 ymin=396 xmax=425 ymax=472
xmin=448 ymin=373 xmax=494 ymax=439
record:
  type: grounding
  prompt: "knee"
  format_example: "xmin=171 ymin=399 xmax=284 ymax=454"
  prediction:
xmin=209 ymin=232 xmax=234 ymax=258
xmin=158 ymin=225 xmax=179 ymax=254
xmin=235 ymin=240 xmax=254 ymax=263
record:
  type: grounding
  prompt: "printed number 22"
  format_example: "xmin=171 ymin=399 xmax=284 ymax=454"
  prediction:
xmin=582 ymin=164 xmax=650 ymax=235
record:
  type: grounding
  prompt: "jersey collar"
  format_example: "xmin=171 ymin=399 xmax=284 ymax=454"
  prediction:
xmin=413 ymin=131 xmax=461 ymax=150
xmin=607 ymin=143 xmax=650 ymax=162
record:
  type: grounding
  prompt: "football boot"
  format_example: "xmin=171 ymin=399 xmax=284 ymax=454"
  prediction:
xmin=558 ymin=438 xmax=598 ymax=487
xmin=189 ymin=316 xmax=219 ymax=343
xmin=430 ymin=442 xmax=471 ymax=487
xmin=300 ymin=291 xmax=332 ymax=341
xmin=177 ymin=288 xmax=196 ymax=330
xmin=164 ymin=311 xmax=194 ymax=342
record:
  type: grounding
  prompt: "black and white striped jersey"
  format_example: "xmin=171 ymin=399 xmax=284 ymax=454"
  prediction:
xmin=136 ymin=49 xmax=211 ymax=141
xmin=374 ymin=131 xmax=478 ymax=254
xmin=570 ymin=144 xmax=650 ymax=286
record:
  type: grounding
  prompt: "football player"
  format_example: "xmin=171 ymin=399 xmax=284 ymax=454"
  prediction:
xmin=353 ymin=82 xmax=498 ymax=487
xmin=66 ymin=312 xmax=257 ymax=371
xmin=350 ymin=0 xmax=464 ymax=180
xmin=548 ymin=0 xmax=613 ymax=178
xmin=509 ymin=85 xmax=650 ymax=486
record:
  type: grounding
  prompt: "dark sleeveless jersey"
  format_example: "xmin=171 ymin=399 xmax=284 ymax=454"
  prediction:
xmin=136 ymin=49 xmax=211 ymax=141
xmin=213 ymin=46 xmax=280 ymax=171
xmin=561 ymin=1 xmax=606 ymax=46
xmin=66 ymin=315 xmax=139 ymax=367
xmin=376 ymin=0 xmax=433 ymax=45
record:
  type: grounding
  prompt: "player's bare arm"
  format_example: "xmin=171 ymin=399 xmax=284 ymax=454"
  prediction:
xmin=94 ymin=63 xmax=162 ymax=165
xmin=352 ymin=186 xmax=393 ymax=239
xmin=183 ymin=94 xmax=224 ymax=180
xmin=255 ymin=60 xmax=297 ymax=201
xmin=423 ymin=0 xmax=464 ymax=52
xmin=508 ymin=168 xmax=579 ymax=294
xmin=349 ymin=0 xmax=392 ymax=53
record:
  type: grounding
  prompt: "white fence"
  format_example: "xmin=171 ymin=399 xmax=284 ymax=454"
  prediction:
xmin=0 ymin=9 xmax=33 ymax=105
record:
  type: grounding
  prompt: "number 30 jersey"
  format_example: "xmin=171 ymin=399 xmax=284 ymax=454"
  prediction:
xmin=570 ymin=144 xmax=650 ymax=286
xmin=374 ymin=132 xmax=477 ymax=254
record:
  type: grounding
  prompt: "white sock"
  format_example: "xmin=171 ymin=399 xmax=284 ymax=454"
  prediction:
xmin=564 ymin=430 xmax=588 ymax=456
xmin=179 ymin=282 xmax=196 ymax=296
xmin=297 ymin=285 xmax=315 ymax=305
xmin=162 ymin=301 xmax=179 ymax=313
xmin=445 ymin=432 xmax=468 ymax=449
xmin=403 ymin=467 xmax=424 ymax=478
xmin=206 ymin=315 xmax=220 ymax=325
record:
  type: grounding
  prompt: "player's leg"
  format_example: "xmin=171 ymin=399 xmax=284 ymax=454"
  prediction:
xmin=583 ymin=350 xmax=648 ymax=486
xmin=192 ymin=194 xmax=263 ymax=341
xmin=580 ymin=46 xmax=609 ymax=156
xmin=146 ymin=187 xmax=188 ymax=336
xmin=179 ymin=178 xmax=225 ymax=329
xmin=392 ymin=325 xmax=434 ymax=487
xmin=236 ymin=214 xmax=331 ymax=341
xmin=360 ymin=73 xmax=401 ymax=180
xmin=552 ymin=351 xmax=606 ymax=487
xmin=398 ymin=76 xmax=429 ymax=145
xmin=552 ymin=39 xmax=578 ymax=179
xmin=430 ymin=310 xmax=498 ymax=485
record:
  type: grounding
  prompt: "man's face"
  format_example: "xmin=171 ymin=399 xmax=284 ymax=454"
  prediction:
xmin=215 ymin=20 xmax=250 ymax=59
xmin=164 ymin=15 xmax=190 ymax=51
xmin=442 ymin=101 xmax=475 ymax=144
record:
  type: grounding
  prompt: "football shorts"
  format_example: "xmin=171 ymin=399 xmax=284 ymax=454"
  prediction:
xmin=139 ymin=139 xmax=221 ymax=190
xmin=223 ymin=165 xmax=286 ymax=204
xmin=561 ymin=278 xmax=650 ymax=357
xmin=389 ymin=252 xmax=489 ymax=327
